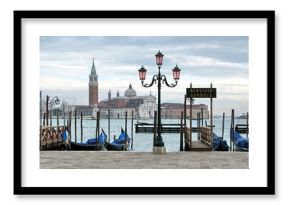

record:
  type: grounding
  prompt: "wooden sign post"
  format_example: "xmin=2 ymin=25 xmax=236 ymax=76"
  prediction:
xmin=186 ymin=83 xmax=217 ymax=149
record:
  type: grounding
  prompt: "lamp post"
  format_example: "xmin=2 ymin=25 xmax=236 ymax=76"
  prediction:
xmin=46 ymin=95 xmax=60 ymax=126
xmin=60 ymin=100 xmax=69 ymax=126
xmin=138 ymin=51 xmax=181 ymax=153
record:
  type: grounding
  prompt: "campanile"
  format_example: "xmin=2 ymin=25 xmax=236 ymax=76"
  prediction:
xmin=89 ymin=59 xmax=98 ymax=107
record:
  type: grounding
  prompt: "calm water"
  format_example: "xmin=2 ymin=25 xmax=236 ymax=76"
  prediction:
xmin=50 ymin=117 xmax=248 ymax=152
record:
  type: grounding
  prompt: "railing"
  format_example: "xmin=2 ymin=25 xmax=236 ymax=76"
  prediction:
xmin=235 ymin=124 xmax=249 ymax=134
xmin=135 ymin=123 xmax=199 ymax=133
xmin=39 ymin=126 xmax=67 ymax=150
xmin=200 ymin=127 xmax=212 ymax=147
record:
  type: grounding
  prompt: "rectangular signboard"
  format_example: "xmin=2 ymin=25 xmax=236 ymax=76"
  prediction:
xmin=186 ymin=88 xmax=217 ymax=98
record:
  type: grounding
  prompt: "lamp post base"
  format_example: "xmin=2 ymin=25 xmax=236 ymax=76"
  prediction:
xmin=153 ymin=146 xmax=166 ymax=154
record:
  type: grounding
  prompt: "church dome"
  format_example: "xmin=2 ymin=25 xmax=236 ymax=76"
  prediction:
xmin=124 ymin=83 xmax=137 ymax=98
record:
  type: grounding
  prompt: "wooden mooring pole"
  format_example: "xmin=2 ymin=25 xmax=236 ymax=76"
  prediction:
xmin=81 ymin=112 xmax=83 ymax=143
xmin=222 ymin=112 xmax=225 ymax=141
xmin=180 ymin=111 xmax=184 ymax=151
xmin=222 ymin=112 xmax=225 ymax=150
xmin=201 ymin=108 xmax=204 ymax=127
xmin=246 ymin=111 xmax=249 ymax=138
xmin=97 ymin=111 xmax=100 ymax=140
xmin=184 ymin=94 xmax=187 ymax=127
xmin=74 ymin=110 xmax=77 ymax=143
xmin=131 ymin=110 xmax=134 ymax=150
xmin=57 ymin=109 xmax=59 ymax=126
xmin=96 ymin=111 xmax=99 ymax=145
xmin=124 ymin=111 xmax=128 ymax=151
xmin=46 ymin=95 xmax=49 ymax=126
xmin=40 ymin=91 xmax=42 ymax=126
xmin=230 ymin=109 xmax=235 ymax=152
xmin=68 ymin=111 xmax=72 ymax=142
xmin=230 ymin=110 xmax=232 ymax=151
xmin=210 ymin=83 xmax=213 ymax=150
xmin=232 ymin=109 xmax=235 ymax=152
xmin=43 ymin=113 xmax=45 ymax=126
xmin=108 ymin=109 xmax=111 ymax=142
xmin=63 ymin=105 xmax=66 ymax=126
xmin=197 ymin=112 xmax=200 ymax=140
xmin=50 ymin=110 xmax=52 ymax=126
xmin=190 ymin=83 xmax=193 ymax=148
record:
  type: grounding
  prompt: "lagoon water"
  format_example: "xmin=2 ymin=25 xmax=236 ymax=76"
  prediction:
xmin=51 ymin=117 xmax=248 ymax=152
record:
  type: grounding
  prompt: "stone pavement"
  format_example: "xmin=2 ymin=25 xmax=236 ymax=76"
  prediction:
xmin=40 ymin=151 xmax=248 ymax=169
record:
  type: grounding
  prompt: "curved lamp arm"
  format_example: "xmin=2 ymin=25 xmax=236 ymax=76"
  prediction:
xmin=49 ymin=96 xmax=60 ymax=110
xmin=61 ymin=100 xmax=70 ymax=112
xmin=141 ymin=75 xmax=158 ymax=88
xmin=161 ymin=75 xmax=178 ymax=88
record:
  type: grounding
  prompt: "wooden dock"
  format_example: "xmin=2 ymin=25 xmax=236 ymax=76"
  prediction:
xmin=184 ymin=127 xmax=212 ymax=151
xmin=40 ymin=126 xmax=67 ymax=150
xmin=188 ymin=141 xmax=212 ymax=151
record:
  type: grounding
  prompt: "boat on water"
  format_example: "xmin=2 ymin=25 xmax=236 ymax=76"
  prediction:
xmin=233 ymin=130 xmax=249 ymax=151
xmin=105 ymin=128 xmax=130 ymax=151
xmin=212 ymin=133 xmax=229 ymax=151
xmin=69 ymin=130 xmax=107 ymax=151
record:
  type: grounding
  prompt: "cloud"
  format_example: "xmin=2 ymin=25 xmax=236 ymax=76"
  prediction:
xmin=40 ymin=76 xmax=87 ymax=90
xmin=40 ymin=36 xmax=249 ymax=114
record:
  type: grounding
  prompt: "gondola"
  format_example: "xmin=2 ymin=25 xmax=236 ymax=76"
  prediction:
xmin=105 ymin=128 xmax=130 ymax=151
xmin=105 ymin=141 xmax=125 ymax=151
xmin=212 ymin=133 xmax=229 ymax=151
xmin=233 ymin=130 xmax=249 ymax=151
xmin=69 ymin=130 xmax=107 ymax=151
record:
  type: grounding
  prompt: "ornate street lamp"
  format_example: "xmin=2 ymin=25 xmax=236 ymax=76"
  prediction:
xmin=138 ymin=51 xmax=181 ymax=153
xmin=49 ymin=96 xmax=60 ymax=111
xmin=46 ymin=95 xmax=60 ymax=126
xmin=53 ymin=97 xmax=61 ymax=105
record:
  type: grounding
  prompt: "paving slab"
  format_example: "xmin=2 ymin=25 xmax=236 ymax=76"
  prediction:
xmin=40 ymin=151 xmax=248 ymax=169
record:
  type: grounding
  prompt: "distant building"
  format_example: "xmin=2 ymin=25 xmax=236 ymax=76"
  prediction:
xmin=89 ymin=59 xmax=98 ymax=107
xmin=73 ymin=105 xmax=94 ymax=116
xmin=161 ymin=103 xmax=209 ymax=119
xmin=98 ymin=83 xmax=157 ymax=119
xmin=138 ymin=93 xmax=156 ymax=118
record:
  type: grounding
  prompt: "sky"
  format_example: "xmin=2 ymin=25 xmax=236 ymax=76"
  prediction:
xmin=40 ymin=36 xmax=248 ymax=116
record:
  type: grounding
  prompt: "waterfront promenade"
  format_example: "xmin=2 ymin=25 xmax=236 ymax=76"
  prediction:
xmin=40 ymin=151 xmax=248 ymax=169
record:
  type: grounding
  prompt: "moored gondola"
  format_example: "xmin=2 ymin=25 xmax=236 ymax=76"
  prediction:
xmin=233 ymin=130 xmax=249 ymax=151
xmin=69 ymin=130 xmax=107 ymax=151
xmin=212 ymin=133 xmax=229 ymax=151
xmin=105 ymin=128 xmax=130 ymax=151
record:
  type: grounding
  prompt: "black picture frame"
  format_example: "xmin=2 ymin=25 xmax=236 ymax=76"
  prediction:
xmin=14 ymin=10 xmax=275 ymax=195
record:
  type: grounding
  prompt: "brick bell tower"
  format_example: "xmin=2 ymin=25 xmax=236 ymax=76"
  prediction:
xmin=89 ymin=59 xmax=98 ymax=107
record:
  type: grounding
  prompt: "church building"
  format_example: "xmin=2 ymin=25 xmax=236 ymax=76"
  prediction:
xmin=97 ymin=83 xmax=157 ymax=119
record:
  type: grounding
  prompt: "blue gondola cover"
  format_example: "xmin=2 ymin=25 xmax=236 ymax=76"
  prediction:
xmin=233 ymin=131 xmax=249 ymax=149
xmin=213 ymin=133 xmax=229 ymax=151
xmin=86 ymin=131 xmax=107 ymax=145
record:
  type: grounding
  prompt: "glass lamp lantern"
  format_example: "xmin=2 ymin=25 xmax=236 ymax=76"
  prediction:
xmin=155 ymin=50 xmax=164 ymax=66
xmin=138 ymin=65 xmax=147 ymax=81
xmin=172 ymin=65 xmax=181 ymax=80
xmin=54 ymin=97 xmax=60 ymax=105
